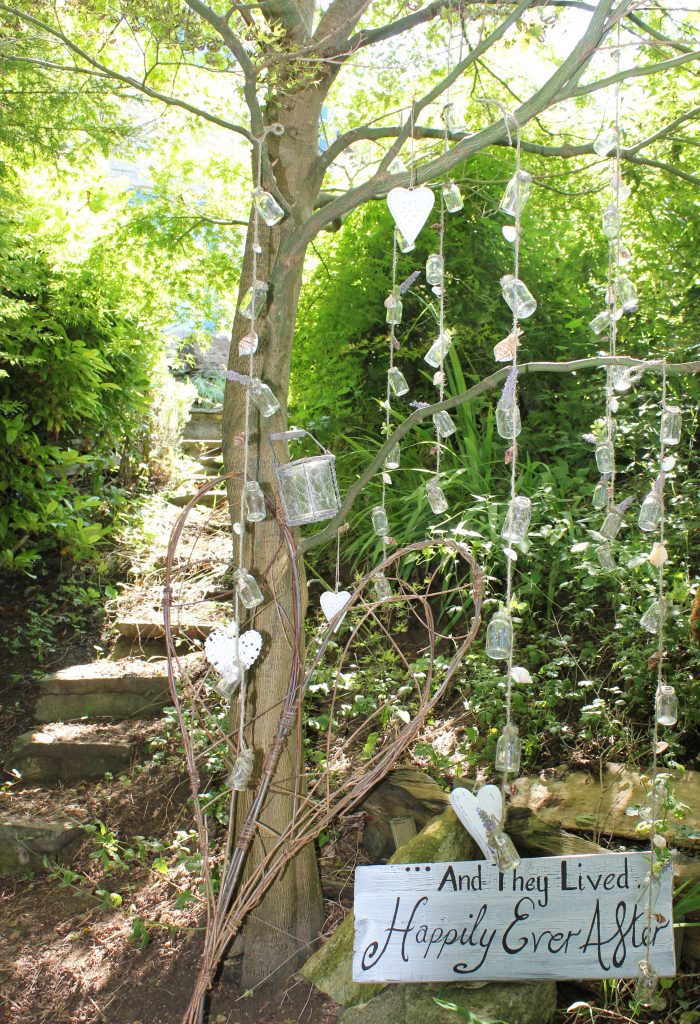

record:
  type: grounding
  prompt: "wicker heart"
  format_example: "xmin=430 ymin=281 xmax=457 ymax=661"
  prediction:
xmin=320 ymin=590 xmax=351 ymax=632
xmin=449 ymin=784 xmax=503 ymax=860
xmin=387 ymin=186 xmax=435 ymax=245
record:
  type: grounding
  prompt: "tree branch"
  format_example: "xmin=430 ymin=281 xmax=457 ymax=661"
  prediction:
xmin=301 ymin=356 xmax=700 ymax=554
xmin=567 ymin=49 xmax=700 ymax=99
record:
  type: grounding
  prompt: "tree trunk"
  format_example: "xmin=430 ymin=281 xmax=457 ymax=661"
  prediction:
xmin=221 ymin=85 xmax=328 ymax=989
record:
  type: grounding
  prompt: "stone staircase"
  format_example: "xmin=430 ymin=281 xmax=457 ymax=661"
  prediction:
xmin=0 ymin=402 xmax=230 ymax=875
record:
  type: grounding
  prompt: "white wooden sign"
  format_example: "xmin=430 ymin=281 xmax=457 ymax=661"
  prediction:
xmin=353 ymin=853 xmax=674 ymax=983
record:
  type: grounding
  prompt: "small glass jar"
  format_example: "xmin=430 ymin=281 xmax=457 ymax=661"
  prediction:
xmin=426 ymin=253 xmax=444 ymax=286
xmin=373 ymin=571 xmax=393 ymax=601
xmin=228 ymin=746 xmax=255 ymax=791
xmin=487 ymin=829 xmax=521 ymax=872
xmin=424 ymin=332 xmax=452 ymax=368
xmin=500 ymin=275 xmax=537 ymax=319
xmin=602 ymin=203 xmax=620 ymax=240
xmin=234 ymin=568 xmax=264 ymax=609
xmin=616 ymin=274 xmax=638 ymax=313
xmin=640 ymin=598 xmax=666 ymax=634
xmin=660 ymin=406 xmax=681 ymax=446
xmin=426 ymin=477 xmax=448 ymax=514
xmin=634 ymin=961 xmax=663 ymax=1010
xmin=655 ymin=684 xmax=678 ymax=727
xmin=433 ymin=410 xmax=457 ymax=438
xmin=501 ymin=496 xmax=531 ymax=544
xmin=385 ymin=290 xmax=403 ymax=325
xmin=592 ymin=480 xmax=608 ymax=509
xmin=372 ymin=505 xmax=389 ymax=537
xmin=252 ymin=187 xmax=285 ymax=226
xmin=595 ymin=440 xmax=615 ymax=474
xmin=388 ymin=367 xmax=409 ymax=396
xmin=243 ymin=481 xmax=266 ymax=522
xmin=499 ymin=169 xmax=532 ymax=217
xmin=593 ymin=127 xmax=619 ymax=157
xmin=249 ymin=378 xmax=281 ymax=417
xmin=597 ymin=543 xmax=616 ymax=571
xmin=396 ymin=228 xmax=415 ymax=253
xmin=496 ymin=398 xmax=521 ymax=440
xmin=385 ymin=444 xmax=400 ymax=470
xmin=638 ymin=492 xmax=662 ymax=533
xmin=589 ymin=310 xmax=611 ymax=335
xmin=495 ymin=723 xmax=522 ymax=773
xmin=600 ymin=509 xmax=623 ymax=540
xmin=239 ymin=280 xmax=269 ymax=320
xmin=442 ymin=181 xmax=463 ymax=213
xmin=610 ymin=366 xmax=633 ymax=392
xmin=485 ymin=610 xmax=512 ymax=661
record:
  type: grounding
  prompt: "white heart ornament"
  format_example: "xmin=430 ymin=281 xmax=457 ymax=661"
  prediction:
xmin=387 ymin=186 xmax=435 ymax=246
xmin=320 ymin=590 xmax=351 ymax=632
xmin=238 ymin=629 xmax=263 ymax=668
xmin=449 ymin=784 xmax=503 ymax=860
xmin=205 ymin=624 xmax=263 ymax=678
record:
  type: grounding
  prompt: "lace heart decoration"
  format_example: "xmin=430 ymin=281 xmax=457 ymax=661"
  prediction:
xmin=205 ymin=624 xmax=263 ymax=684
xmin=320 ymin=590 xmax=351 ymax=632
xmin=387 ymin=186 xmax=435 ymax=246
xmin=449 ymin=784 xmax=503 ymax=861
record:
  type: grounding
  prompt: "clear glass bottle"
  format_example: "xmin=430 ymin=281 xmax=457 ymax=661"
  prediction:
xmin=656 ymin=684 xmax=678 ymax=727
xmin=249 ymin=378 xmax=281 ymax=417
xmin=433 ymin=410 xmax=457 ymax=438
xmin=501 ymin=496 xmax=531 ymax=544
xmin=485 ymin=610 xmax=512 ymax=661
xmin=640 ymin=598 xmax=666 ymax=634
xmin=243 ymin=481 xmax=266 ymax=522
xmin=373 ymin=571 xmax=393 ymax=601
xmin=424 ymin=332 xmax=452 ymax=368
xmin=252 ymin=187 xmax=285 ymax=226
xmin=499 ymin=169 xmax=532 ymax=217
xmin=426 ymin=477 xmax=448 ymax=514
xmin=660 ymin=406 xmax=681 ymax=446
xmin=228 ymin=746 xmax=255 ymax=791
xmin=600 ymin=509 xmax=623 ymax=540
xmin=372 ymin=505 xmax=389 ymax=537
xmin=385 ymin=444 xmax=400 ymax=470
xmin=500 ymin=275 xmax=537 ymax=319
xmin=388 ymin=366 xmax=409 ymax=396
xmin=238 ymin=330 xmax=258 ymax=356
xmin=239 ymin=280 xmax=269 ymax=320
xmin=487 ymin=829 xmax=521 ymax=872
xmin=426 ymin=253 xmax=444 ymax=286
xmin=593 ymin=127 xmax=619 ymax=157
xmin=589 ymin=310 xmax=611 ymax=335
xmin=385 ymin=290 xmax=403 ymax=325
xmin=442 ymin=181 xmax=463 ymax=213
xmin=638 ymin=492 xmax=662 ymax=533
xmin=616 ymin=274 xmax=638 ymax=313
xmin=592 ymin=479 xmax=609 ymax=509
xmin=597 ymin=543 xmax=616 ymax=570
xmin=234 ymin=568 xmax=264 ymax=609
xmin=602 ymin=203 xmax=620 ymax=240
xmin=396 ymin=228 xmax=415 ymax=253
xmin=595 ymin=440 xmax=615 ymax=474
xmin=634 ymin=961 xmax=663 ymax=1010
xmin=495 ymin=723 xmax=522 ymax=773
xmin=496 ymin=398 xmax=521 ymax=440
xmin=610 ymin=366 xmax=633 ymax=392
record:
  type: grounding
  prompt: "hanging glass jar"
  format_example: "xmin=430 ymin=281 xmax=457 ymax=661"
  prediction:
xmin=234 ymin=568 xmax=264 ymax=609
xmin=268 ymin=429 xmax=340 ymax=526
xmin=600 ymin=508 xmax=623 ymax=540
xmin=433 ymin=409 xmax=457 ymax=438
xmin=388 ymin=366 xmax=409 ymax=396
xmin=634 ymin=961 xmax=664 ymax=1010
xmin=610 ymin=366 xmax=633 ymax=392
xmin=602 ymin=203 xmax=620 ymax=240
xmin=485 ymin=610 xmax=512 ymax=661
xmin=660 ymin=406 xmax=682 ymax=446
xmin=640 ymin=598 xmax=666 ymax=634
xmin=655 ymin=684 xmax=678 ymax=726
xmin=385 ymin=444 xmax=400 ymax=470
xmin=500 ymin=275 xmax=537 ymax=318
xmin=228 ymin=746 xmax=255 ymax=791
xmin=424 ymin=331 xmax=452 ymax=368
xmin=442 ymin=181 xmax=463 ymax=213
xmin=501 ymin=496 xmax=531 ymax=544
xmin=589 ymin=310 xmax=611 ymax=335
xmin=371 ymin=505 xmax=389 ymax=537
xmin=239 ymin=280 xmax=269 ymax=320
xmin=595 ymin=440 xmax=615 ymax=474
xmin=592 ymin=479 xmax=609 ymax=509
xmin=488 ymin=829 xmax=520 ymax=871
xmin=495 ymin=723 xmax=522 ymax=773
xmin=616 ymin=274 xmax=638 ymax=313
xmin=385 ymin=289 xmax=403 ymax=325
xmin=426 ymin=253 xmax=444 ymax=287
xmin=593 ymin=127 xmax=619 ymax=157
xmin=496 ymin=397 xmax=521 ymax=440
xmin=597 ymin=543 xmax=616 ymax=571
xmin=243 ymin=481 xmax=266 ymax=522
xmin=499 ymin=169 xmax=532 ymax=217
xmin=638 ymin=491 xmax=662 ymax=533
xmin=426 ymin=477 xmax=448 ymax=514
xmin=252 ymin=187 xmax=285 ymax=226
xmin=396 ymin=228 xmax=415 ymax=253
xmin=373 ymin=571 xmax=393 ymax=601
xmin=249 ymin=378 xmax=281 ymax=417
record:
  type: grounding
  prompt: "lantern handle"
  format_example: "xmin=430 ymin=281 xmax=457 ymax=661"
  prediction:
xmin=267 ymin=428 xmax=330 ymax=468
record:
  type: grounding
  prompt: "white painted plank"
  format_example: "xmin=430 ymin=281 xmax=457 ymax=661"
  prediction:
xmin=353 ymin=853 xmax=674 ymax=983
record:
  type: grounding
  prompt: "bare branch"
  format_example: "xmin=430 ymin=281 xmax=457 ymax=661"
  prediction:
xmin=346 ymin=0 xmax=448 ymax=55
xmin=627 ymin=106 xmax=700 ymax=155
xmin=301 ymin=356 xmax=700 ymax=554
xmin=567 ymin=48 xmax=700 ymax=99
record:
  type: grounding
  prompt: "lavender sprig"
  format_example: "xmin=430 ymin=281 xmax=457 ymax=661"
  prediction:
xmin=220 ymin=369 xmax=252 ymax=385
xmin=399 ymin=270 xmax=421 ymax=295
xmin=615 ymin=496 xmax=634 ymax=514
xmin=500 ymin=366 xmax=519 ymax=409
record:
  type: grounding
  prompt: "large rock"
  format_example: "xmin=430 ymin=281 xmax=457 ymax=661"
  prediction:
xmin=35 ymin=659 xmax=172 ymax=722
xmin=0 ymin=817 xmax=84 ymax=875
xmin=10 ymin=725 xmax=135 ymax=782
xmin=182 ymin=408 xmax=223 ymax=440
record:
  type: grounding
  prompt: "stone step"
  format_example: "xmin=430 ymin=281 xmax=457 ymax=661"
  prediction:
xmin=10 ymin=723 xmax=138 ymax=783
xmin=116 ymin=601 xmax=228 ymax=641
xmin=35 ymin=659 xmax=172 ymax=723
xmin=0 ymin=816 xmax=85 ymax=875
xmin=181 ymin=438 xmax=222 ymax=457
xmin=167 ymin=488 xmax=227 ymax=509
xmin=198 ymin=455 xmax=225 ymax=476
xmin=182 ymin=408 xmax=223 ymax=440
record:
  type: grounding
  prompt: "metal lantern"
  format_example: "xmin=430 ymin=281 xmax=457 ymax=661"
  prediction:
xmin=269 ymin=429 xmax=340 ymax=526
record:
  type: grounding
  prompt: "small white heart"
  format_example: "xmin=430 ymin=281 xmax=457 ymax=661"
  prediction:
xmin=387 ymin=186 xmax=435 ymax=245
xmin=320 ymin=590 xmax=351 ymax=632
xmin=238 ymin=629 xmax=263 ymax=668
xmin=449 ymin=784 xmax=503 ymax=860
xmin=502 ymin=225 xmax=517 ymax=243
